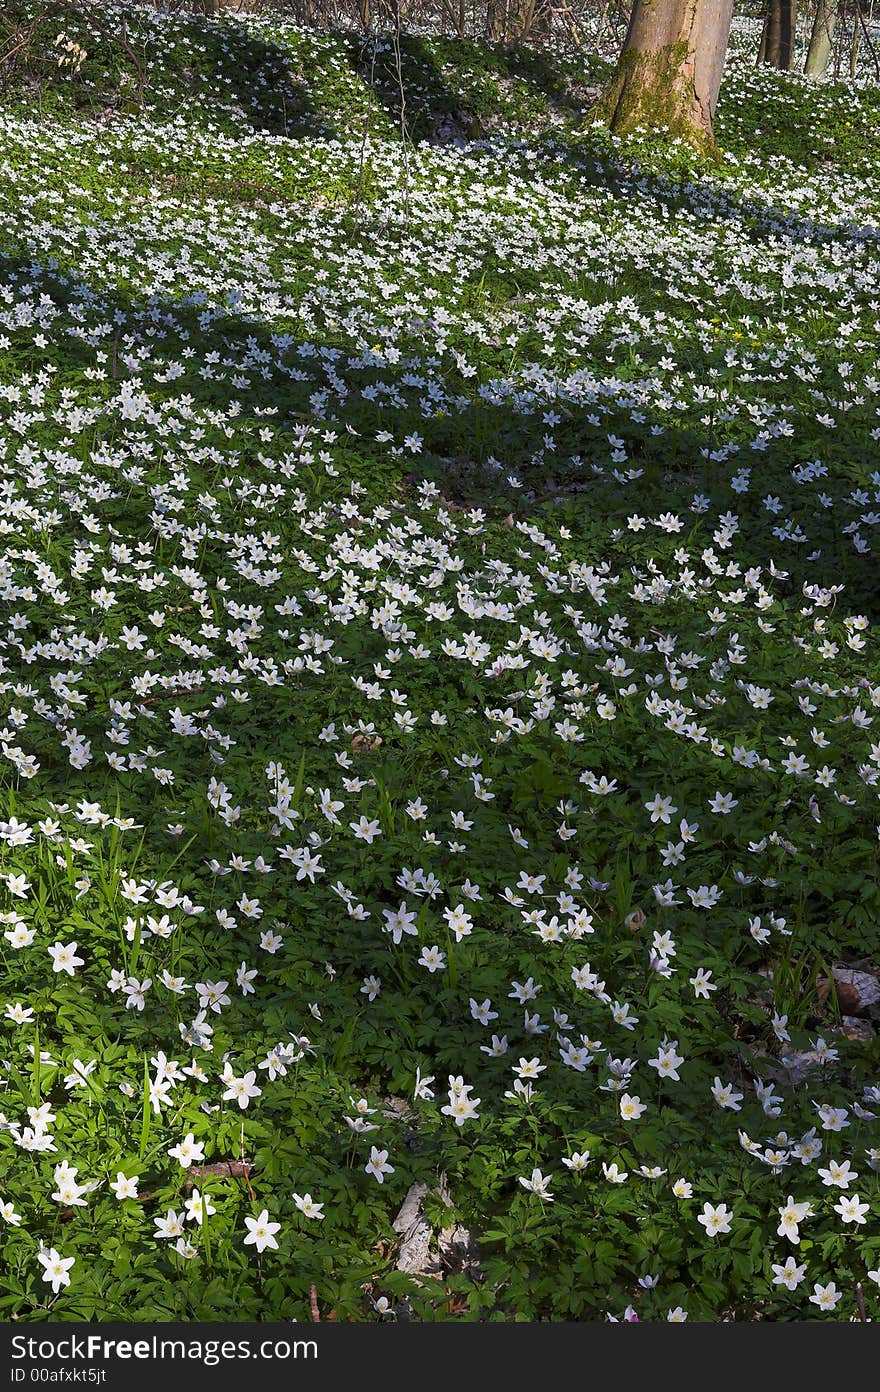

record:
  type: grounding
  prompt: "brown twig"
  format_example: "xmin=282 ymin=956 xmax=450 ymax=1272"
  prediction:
xmin=135 ymin=687 xmax=204 ymax=707
xmin=856 ymin=1281 xmax=867 ymax=1323
xmin=239 ymin=1122 xmax=256 ymax=1201
xmin=118 ymin=13 xmax=148 ymax=105
xmin=309 ymin=1283 xmax=321 ymax=1323
xmin=188 ymin=1159 xmax=253 ymax=1181
xmin=0 ymin=31 xmax=35 ymax=70
xmin=241 ymin=1160 xmax=256 ymax=1202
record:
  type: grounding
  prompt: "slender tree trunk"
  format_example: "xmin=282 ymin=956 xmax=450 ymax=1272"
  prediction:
xmin=532 ymin=0 xmax=553 ymax=42
xmin=485 ymin=0 xmax=503 ymax=39
xmin=760 ymin=0 xmax=798 ymax=67
xmin=779 ymin=0 xmax=802 ymax=66
xmin=509 ymin=0 xmax=537 ymax=38
xmin=758 ymin=0 xmax=779 ymax=62
xmin=595 ymin=0 xmax=734 ymax=148
xmin=778 ymin=0 xmax=797 ymax=65
xmin=849 ymin=1 xmax=860 ymax=74
xmin=805 ymin=0 xmax=840 ymax=75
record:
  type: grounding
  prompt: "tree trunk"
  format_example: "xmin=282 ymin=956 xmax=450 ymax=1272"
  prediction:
xmin=758 ymin=0 xmax=778 ymax=62
xmin=760 ymin=0 xmax=798 ymax=67
xmin=849 ymin=1 xmax=860 ymax=75
xmin=594 ymin=0 xmax=612 ymax=44
xmin=532 ymin=0 xmax=553 ymax=42
xmin=485 ymin=0 xmax=504 ymax=39
xmin=778 ymin=0 xmax=797 ymax=67
xmin=595 ymin=0 xmax=734 ymax=149
xmin=805 ymin=0 xmax=839 ymax=76
xmin=509 ymin=0 xmax=537 ymax=38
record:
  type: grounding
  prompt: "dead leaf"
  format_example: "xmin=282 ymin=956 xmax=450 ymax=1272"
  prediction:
xmin=837 ymin=1015 xmax=874 ymax=1042
xmin=351 ymin=734 xmax=382 ymax=752
xmin=831 ymin=967 xmax=880 ymax=1014
xmin=832 ymin=979 xmax=860 ymax=1014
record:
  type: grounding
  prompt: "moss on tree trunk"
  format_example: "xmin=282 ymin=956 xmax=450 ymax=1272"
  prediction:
xmin=594 ymin=0 xmax=733 ymax=151
xmin=595 ymin=42 xmax=712 ymax=145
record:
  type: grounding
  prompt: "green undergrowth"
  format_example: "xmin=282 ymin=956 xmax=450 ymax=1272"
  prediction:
xmin=0 ymin=1 xmax=879 ymax=1326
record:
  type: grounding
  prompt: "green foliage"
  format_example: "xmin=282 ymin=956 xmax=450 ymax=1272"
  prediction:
xmin=0 ymin=0 xmax=879 ymax=1327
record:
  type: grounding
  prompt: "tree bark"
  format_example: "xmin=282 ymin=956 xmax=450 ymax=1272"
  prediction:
xmin=805 ymin=0 xmax=839 ymax=76
xmin=485 ymin=0 xmax=505 ymax=39
xmin=532 ymin=0 xmax=553 ymax=42
xmin=757 ymin=10 xmax=768 ymax=60
xmin=595 ymin=0 xmax=734 ymax=149
xmin=758 ymin=0 xmax=777 ymax=62
xmin=759 ymin=0 xmax=798 ymax=68
xmin=849 ymin=1 xmax=860 ymax=76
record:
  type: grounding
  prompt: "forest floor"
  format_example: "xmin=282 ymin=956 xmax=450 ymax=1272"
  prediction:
xmin=1 ymin=0 xmax=880 ymax=1323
